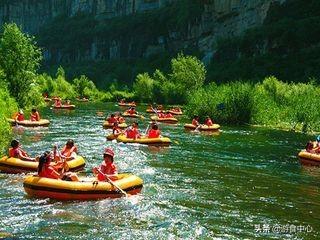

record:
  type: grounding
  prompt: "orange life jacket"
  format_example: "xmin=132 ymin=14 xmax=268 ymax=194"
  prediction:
xmin=61 ymin=145 xmax=77 ymax=158
xmin=192 ymin=119 xmax=199 ymax=126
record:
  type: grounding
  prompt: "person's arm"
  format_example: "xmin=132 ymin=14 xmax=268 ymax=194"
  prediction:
xmin=18 ymin=149 xmax=35 ymax=161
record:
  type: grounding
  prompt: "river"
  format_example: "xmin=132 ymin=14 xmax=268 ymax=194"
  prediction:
xmin=0 ymin=102 xmax=319 ymax=239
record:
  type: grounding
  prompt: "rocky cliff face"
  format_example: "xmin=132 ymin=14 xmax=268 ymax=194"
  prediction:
xmin=0 ymin=0 xmax=285 ymax=64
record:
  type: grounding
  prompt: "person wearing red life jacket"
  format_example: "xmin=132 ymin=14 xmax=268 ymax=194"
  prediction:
xmin=127 ymin=107 xmax=137 ymax=115
xmin=115 ymin=112 xmax=125 ymax=124
xmin=148 ymin=124 xmax=161 ymax=138
xmin=112 ymin=122 xmax=123 ymax=136
xmin=107 ymin=114 xmax=118 ymax=124
xmin=125 ymin=122 xmax=141 ymax=139
xmin=192 ymin=116 xmax=200 ymax=126
xmin=55 ymin=139 xmax=78 ymax=161
xmin=14 ymin=110 xmax=25 ymax=121
xmin=54 ymin=98 xmax=62 ymax=107
xmin=30 ymin=108 xmax=41 ymax=121
xmin=204 ymin=116 xmax=214 ymax=126
xmin=38 ymin=151 xmax=79 ymax=181
xmin=9 ymin=139 xmax=36 ymax=161
xmin=165 ymin=112 xmax=173 ymax=118
xmin=158 ymin=112 xmax=165 ymax=118
xmin=93 ymin=148 xmax=118 ymax=181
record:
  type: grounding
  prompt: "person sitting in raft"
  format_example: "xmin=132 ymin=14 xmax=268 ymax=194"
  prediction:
xmin=9 ymin=139 xmax=36 ymax=161
xmin=92 ymin=148 xmax=118 ymax=181
xmin=120 ymin=98 xmax=125 ymax=104
xmin=306 ymin=141 xmax=316 ymax=153
xmin=115 ymin=112 xmax=125 ymax=124
xmin=30 ymin=108 xmax=41 ymax=122
xmin=204 ymin=116 xmax=214 ymax=126
xmin=112 ymin=122 xmax=123 ymax=136
xmin=192 ymin=116 xmax=200 ymax=126
xmin=164 ymin=112 xmax=173 ymax=118
xmin=14 ymin=109 xmax=25 ymax=121
xmin=127 ymin=107 xmax=137 ymax=115
xmin=38 ymin=151 xmax=79 ymax=181
xmin=158 ymin=112 xmax=165 ymax=118
xmin=125 ymin=122 xmax=141 ymax=139
xmin=54 ymin=98 xmax=62 ymax=107
xmin=148 ymin=124 xmax=161 ymax=138
xmin=130 ymin=101 xmax=136 ymax=105
xmin=54 ymin=139 xmax=78 ymax=162
xmin=106 ymin=114 xmax=118 ymax=124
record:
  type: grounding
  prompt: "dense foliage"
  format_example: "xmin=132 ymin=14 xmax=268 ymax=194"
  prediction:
xmin=0 ymin=23 xmax=42 ymax=107
xmin=186 ymin=76 xmax=320 ymax=133
xmin=133 ymin=54 xmax=206 ymax=104
xmin=207 ymin=0 xmax=320 ymax=83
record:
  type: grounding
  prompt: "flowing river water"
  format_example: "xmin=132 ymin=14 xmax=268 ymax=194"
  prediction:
xmin=0 ymin=102 xmax=319 ymax=239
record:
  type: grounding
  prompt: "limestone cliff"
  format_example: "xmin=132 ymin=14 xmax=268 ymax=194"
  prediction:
xmin=0 ymin=0 xmax=285 ymax=68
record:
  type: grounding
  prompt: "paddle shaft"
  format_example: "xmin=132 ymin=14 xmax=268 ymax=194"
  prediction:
xmin=96 ymin=169 xmax=128 ymax=197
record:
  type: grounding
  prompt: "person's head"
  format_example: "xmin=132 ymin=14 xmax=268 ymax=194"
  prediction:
xmin=103 ymin=148 xmax=114 ymax=163
xmin=66 ymin=139 xmax=74 ymax=148
xmin=206 ymin=116 xmax=210 ymax=120
xmin=194 ymin=115 xmax=199 ymax=120
xmin=152 ymin=124 xmax=158 ymax=130
xmin=111 ymin=114 xmax=115 ymax=118
xmin=11 ymin=139 xmax=20 ymax=149
xmin=38 ymin=151 xmax=51 ymax=174
xmin=306 ymin=141 xmax=314 ymax=151
xmin=132 ymin=122 xmax=138 ymax=128
xmin=31 ymin=108 xmax=37 ymax=113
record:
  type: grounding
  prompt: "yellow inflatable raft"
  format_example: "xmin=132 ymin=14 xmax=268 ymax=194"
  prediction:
xmin=116 ymin=134 xmax=171 ymax=146
xmin=23 ymin=173 xmax=143 ymax=200
xmin=7 ymin=119 xmax=50 ymax=127
xmin=298 ymin=150 xmax=320 ymax=166
xmin=184 ymin=123 xmax=220 ymax=131
xmin=103 ymin=121 xmax=127 ymax=129
xmin=150 ymin=116 xmax=178 ymax=124
xmin=53 ymin=105 xmax=76 ymax=110
xmin=118 ymin=102 xmax=136 ymax=107
xmin=168 ymin=110 xmax=183 ymax=115
xmin=123 ymin=112 xmax=142 ymax=118
xmin=0 ymin=156 xmax=85 ymax=174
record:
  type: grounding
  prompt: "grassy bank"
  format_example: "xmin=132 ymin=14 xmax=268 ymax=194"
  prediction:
xmin=186 ymin=76 xmax=320 ymax=133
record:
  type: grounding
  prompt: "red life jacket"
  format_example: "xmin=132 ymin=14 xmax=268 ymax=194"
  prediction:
xmin=205 ymin=119 xmax=213 ymax=126
xmin=126 ymin=128 xmax=139 ymax=139
xmin=192 ymin=119 xmax=199 ymax=126
xmin=148 ymin=129 xmax=160 ymax=138
xmin=39 ymin=164 xmax=59 ymax=179
xmin=30 ymin=112 xmax=40 ymax=121
xmin=97 ymin=162 xmax=117 ymax=181
xmin=16 ymin=113 xmax=24 ymax=121
xmin=107 ymin=117 xmax=117 ymax=123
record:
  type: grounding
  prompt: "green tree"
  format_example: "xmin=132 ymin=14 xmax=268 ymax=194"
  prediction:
xmin=0 ymin=23 xmax=42 ymax=107
xmin=73 ymin=75 xmax=96 ymax=98
xmin=169 ymin=53 xmax=206 ymax=91
xmin=133 ymin=73 xmax=154 ymax=102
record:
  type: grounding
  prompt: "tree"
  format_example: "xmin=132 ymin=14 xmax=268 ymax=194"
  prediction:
xmin=73 ymin=75 xmax=96 ymax=97
xmin=0 ymin=23 xmax=42 ymax=107
xmin=133 ymin=73 xmax=154 ymax=102
xmin=169 ymin=53 xmax=206 ymax=91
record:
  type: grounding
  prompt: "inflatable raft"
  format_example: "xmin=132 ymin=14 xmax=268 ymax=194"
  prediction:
xmin=103 ymin=121 xmax=127 ymax=129
xmin=53 ymin=105 xmax=76 ymax=110
xmin=298 ymin=150 xmax=320 ymax=166
xmin=106 ymin=134 xmax=119 ymax=141
xmin=0 ymin=156 xmax=85 ymax=174
xmin=123 ymin=112 xmax=142 ymax=118
xmin=23 ymin=173 xmax=143 ymax=200
xmin=146 ymin=109 xmax=164 ymax=114
xmin=150 ymin=116 xmax=178 ymax=124
xmin=7 ymin=119 xmax=50 ymax=127
xmin=184 ymin=123 xmax=220 ymax=131
xmin=168 ymin=110 xmax=183 ymax=115
xmin=118 ymin=102 xmax=136 ymax=107
xmin=116 ymin=134 xmax=171 ymax=146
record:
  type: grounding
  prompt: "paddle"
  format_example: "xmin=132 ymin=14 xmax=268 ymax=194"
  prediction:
xmin=53 ymin=145 xmax=68 ymax=174
xmin=96 ymin=169 xmax=128 ymax=197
